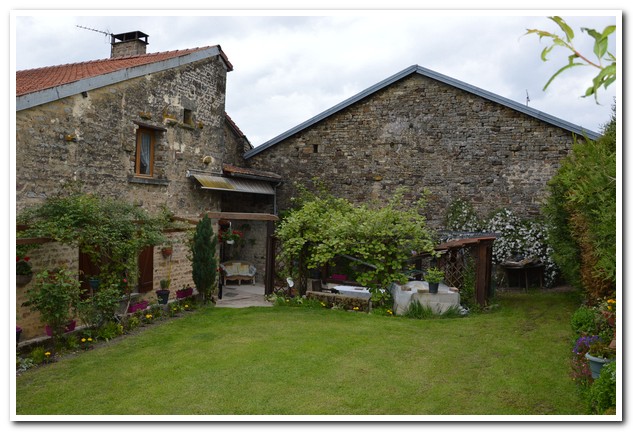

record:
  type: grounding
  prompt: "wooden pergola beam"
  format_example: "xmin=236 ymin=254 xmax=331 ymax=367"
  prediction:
xmin=202 ymin=212 xmax=279 ymax=221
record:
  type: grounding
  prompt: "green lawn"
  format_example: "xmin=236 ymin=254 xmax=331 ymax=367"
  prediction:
xmin=15 ymin=290 xmax=586 ymax=416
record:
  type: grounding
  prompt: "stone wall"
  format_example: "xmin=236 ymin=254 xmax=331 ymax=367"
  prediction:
xmin=16 ymin=242 xmax=78 ymax=341
xmin=16 ymin=56 xmax=228 ymax=218
xmin=15 ymin=56 xmax=229 ymax=340
xmin=246 ymin=73 xmax=580 ymax=227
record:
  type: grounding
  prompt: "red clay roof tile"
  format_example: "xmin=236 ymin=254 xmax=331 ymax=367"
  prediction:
xmin=17 ymin=46 xmax=233 ymax=96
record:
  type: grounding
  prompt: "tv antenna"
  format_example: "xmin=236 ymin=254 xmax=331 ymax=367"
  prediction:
xmin=76 ymin=25 xmax=112 ymax=38
xmin=525 ymin=90 xmax=531 ymax=107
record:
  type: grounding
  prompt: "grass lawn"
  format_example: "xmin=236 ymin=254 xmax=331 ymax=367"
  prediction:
xmin=15 ymin=289 xmax=586 ymax=416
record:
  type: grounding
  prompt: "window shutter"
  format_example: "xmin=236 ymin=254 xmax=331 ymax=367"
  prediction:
xmin=138 ymin=246 xmax=154 ymax=293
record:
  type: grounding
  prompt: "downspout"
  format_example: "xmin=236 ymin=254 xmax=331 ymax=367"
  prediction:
xmin=273 ymin=181 xmax=282 ymax=216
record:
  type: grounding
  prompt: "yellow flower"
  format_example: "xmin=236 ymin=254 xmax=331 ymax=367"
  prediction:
xmin=353 ymin=306 xmax=359 ymax=311
xmin=387 ymin=309 xmax=393 ymax=315
xmin=87 ymin=338 xmax=93 ymax=342
xmin=81 ymin=338 xmax=86 ymax=343
xmin=45 ymin=352 xmax=51 ymax=357
xmin=146 ymin=314 xmax=152 ymax=319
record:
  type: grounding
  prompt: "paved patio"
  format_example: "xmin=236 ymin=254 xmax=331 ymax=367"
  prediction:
xmin=215 ymin=283 xmax=272 ymax=308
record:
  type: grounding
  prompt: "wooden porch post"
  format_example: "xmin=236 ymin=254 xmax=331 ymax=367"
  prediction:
xmin=265 ymin=220 xmax=275 ymax=295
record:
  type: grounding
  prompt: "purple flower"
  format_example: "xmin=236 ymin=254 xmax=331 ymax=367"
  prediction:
xmin=573 ymin=335 xmax=601 ymax=355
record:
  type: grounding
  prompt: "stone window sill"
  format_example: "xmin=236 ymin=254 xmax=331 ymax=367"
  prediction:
xmin=128 ymin=175 xmax=170 ymax=186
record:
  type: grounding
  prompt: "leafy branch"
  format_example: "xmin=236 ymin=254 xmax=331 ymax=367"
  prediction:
xmin=525 ymin=16 xmax=616 ymax=101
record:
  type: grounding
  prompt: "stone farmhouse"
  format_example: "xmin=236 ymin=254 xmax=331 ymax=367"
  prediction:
xmin=15 ymin=31 xmax=601 ymax=341
xmin=244 ymin=64 xmax=601 ymax=228
xmin=15 ymin=31 xmax=279 ymax=340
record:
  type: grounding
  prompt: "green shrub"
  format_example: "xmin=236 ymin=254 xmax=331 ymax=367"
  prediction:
xmin=30 ymin=346 xmax=49 ymax=364
xmin=588 ymin=361 xmax=616 ymax=414
xmin=24 ymin=267 xmax=82 ymax=350
xmin=77 ymin=286 xmax=122 ymax=329
xmin=97 ymin=321 xmax=123 ymax=341
xmin=191 ymin=214 xmax=218 ymax=304
xmin=571 ymin=305 xmax=598 ymax=336
xmin=543 ymin=108 xmax=616 ymax=300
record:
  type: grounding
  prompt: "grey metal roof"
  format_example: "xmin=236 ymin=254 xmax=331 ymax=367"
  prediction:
xmin=244 ymin=64 xmax=601 ymax=159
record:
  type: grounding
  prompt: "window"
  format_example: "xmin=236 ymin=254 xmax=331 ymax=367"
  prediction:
xmin=135 ymin=128 xmax=155 ymax=176
xmin=183 ymin=109 xmax=193 ymax=126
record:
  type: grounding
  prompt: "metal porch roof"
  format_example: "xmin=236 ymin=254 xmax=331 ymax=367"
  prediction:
xmin=190 ymin=173 xmax=275 ymax=195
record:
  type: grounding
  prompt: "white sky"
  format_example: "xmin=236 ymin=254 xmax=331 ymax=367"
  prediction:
xmin=11 ymin=7 xmax=619 ymax=147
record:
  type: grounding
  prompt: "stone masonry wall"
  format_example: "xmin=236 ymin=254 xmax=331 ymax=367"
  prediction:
xmin=16 ymin=56 xmax=228 ymax=217
xmin=15 ymin=56 xmax=229 ymax=340
xmin=247 ymin=73 xmax=579 ymax=227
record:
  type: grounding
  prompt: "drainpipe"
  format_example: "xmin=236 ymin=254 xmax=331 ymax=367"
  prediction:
xmin=273 ymin=182 xmax=282 ymax=216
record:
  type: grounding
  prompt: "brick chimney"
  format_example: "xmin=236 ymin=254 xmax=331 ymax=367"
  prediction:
xmin=110 ymin=31 xmax=149 ymax=58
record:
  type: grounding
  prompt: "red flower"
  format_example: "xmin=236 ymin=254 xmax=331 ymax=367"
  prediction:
xmin=24 ymin=256 xmax=30 ymax=262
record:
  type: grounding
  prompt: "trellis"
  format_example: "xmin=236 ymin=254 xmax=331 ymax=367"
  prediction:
xmin=435 ymin=236 xmax=496 ymax=307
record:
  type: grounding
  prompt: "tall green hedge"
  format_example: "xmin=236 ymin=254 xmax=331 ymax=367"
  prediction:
xmin=543 ymin=107 xmax=616 ymax=302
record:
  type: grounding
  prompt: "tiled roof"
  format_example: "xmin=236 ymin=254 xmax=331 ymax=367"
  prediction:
xmin=17 ymin=45 xmax=233 ymax=97
xmin=225 ymin=112 xmax=252 ymax=149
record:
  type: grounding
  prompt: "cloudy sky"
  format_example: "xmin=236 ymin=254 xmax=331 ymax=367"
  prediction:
xmin=11 ymin=8 xmax=619 ymax=147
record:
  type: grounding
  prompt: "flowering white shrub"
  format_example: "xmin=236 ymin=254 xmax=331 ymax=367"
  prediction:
xmin=444 ymin=201 xmax=559 ymax=287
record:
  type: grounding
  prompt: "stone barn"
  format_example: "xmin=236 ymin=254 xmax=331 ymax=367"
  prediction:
xmin=243 ymin=64 xmax=600 ymax=227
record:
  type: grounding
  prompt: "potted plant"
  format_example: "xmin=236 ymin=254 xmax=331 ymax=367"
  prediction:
xmin=157 ymin=279 xmax=171 ymax=304
xmin=16 ymin=255 xmax=33 ymax=286
xmin=219 ymin=228 xmax=242 ymax=245
xmin=161 ymin=244 xmax=173 ymax=258
xmin=24 ymin=267 xmax=81 ymax=349
xmin=425 ymin=267 xmax=445 ymax=294
xmin=585 ymin=339 xmax=615 ymax=379
xmin=88 ymin=276 xmax=101 ymax=292
xmin=176 ymin=285 xmax=194 ymax=299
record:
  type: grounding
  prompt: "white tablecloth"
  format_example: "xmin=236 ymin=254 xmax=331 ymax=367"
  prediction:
xmin=333 ymin=285 xmax=371 ymax=299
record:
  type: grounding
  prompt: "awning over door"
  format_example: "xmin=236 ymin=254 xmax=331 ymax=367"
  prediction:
xmin=189 ymin=173 xmax=275 ymax=195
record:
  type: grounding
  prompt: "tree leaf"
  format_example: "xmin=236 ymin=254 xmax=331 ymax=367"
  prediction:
xmin=549 ymin=16 xmax=575 ymax=42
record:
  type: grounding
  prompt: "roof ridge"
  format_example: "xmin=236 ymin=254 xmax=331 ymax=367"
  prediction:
xmin=244 ymin=64 xmax=601 ymax=159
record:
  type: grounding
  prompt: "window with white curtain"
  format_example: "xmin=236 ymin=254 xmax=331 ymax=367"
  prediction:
xmin=135 ymin=128 xmax=154 ymax=176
